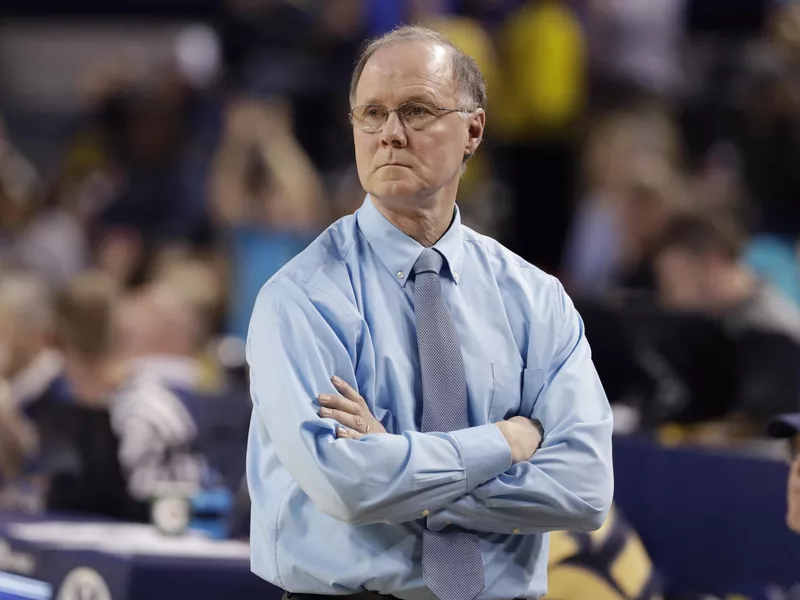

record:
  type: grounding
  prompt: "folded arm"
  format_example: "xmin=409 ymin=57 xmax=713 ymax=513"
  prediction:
xmin=427 ymin=280 xmax=614 ymax=535
xmin=246 ymin=277 xmax=512 ymax=526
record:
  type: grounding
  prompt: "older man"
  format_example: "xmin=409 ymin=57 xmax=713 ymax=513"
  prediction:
xmin=768 ymin=414 xmax=800 ymax=534
xmin=246 ymin=26 xmax=613 ymax=600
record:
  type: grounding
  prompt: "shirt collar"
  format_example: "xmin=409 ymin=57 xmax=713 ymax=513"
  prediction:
xmin=355 ymin=195 xmax=464 ymax=287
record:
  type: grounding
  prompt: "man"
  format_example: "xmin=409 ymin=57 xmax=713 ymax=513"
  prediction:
xmin=246 ymin=26 xmax=613 ymax=600
xmin=653 ymin=213 xmax=800 ymax=422
xmin=768 ymin=414 xmax=800 ymax=534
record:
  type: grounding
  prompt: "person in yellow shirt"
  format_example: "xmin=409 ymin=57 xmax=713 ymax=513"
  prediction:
xmin=494 ymin=0 xmax=586 ymax=141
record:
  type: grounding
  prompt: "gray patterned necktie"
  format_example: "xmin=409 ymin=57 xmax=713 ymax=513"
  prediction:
xmin=412 ymin=248 xmax=485 ymax=600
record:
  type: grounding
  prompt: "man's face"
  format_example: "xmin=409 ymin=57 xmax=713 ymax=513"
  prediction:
xmin=788 ymin=435 xmax=800 ymax=534
xmin=352 ymin=42 xmax=483 ymax=204
xmin=654 ymin=248 xmax=710 ymax=311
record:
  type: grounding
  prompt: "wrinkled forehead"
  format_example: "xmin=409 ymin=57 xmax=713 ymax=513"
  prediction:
xmin=355 ymin=41 xmax=458 ymax=106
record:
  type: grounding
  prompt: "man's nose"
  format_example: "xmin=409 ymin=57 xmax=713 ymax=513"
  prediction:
xmin=379 ymin=111 xmax=407 ymax=148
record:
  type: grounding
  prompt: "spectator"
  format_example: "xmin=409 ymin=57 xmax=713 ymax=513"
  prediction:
xmin=118 ymin=273 xmax=221 ymax=393
xmin=126 ymin=259 xmax=252 ymax=491
xmin=653 ymin=213 xmax=800 ymax=424
xmin=0 ymin=270 xmax=63 ymax=424
xmin=44 ymin=272 xmax=143 ymax=519
xmin=563 ymin=109 xmax=685 ymax=295
xmin=767 ymin=414 xmax=800 ymax=534
xmin=59 ymin=271 xmax=210 ymax=507
xmin=148 ymin=255 xmax=227 ymax=390
xmin=491 ymin=0 xmax=587 ymax=270
xmin=209 ymin=96 xmax=326 ymax=342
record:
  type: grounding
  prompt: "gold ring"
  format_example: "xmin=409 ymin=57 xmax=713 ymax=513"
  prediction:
xmin=365 ymin=424 xmax=370 ymax=435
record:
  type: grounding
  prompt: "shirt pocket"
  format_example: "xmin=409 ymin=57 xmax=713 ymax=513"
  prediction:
xmin=489 ymin=363 xmax=544 ymax=422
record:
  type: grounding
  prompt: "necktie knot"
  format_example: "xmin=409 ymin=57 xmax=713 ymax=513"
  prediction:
xmin=413 ymin=248 xmax=444 ymax=277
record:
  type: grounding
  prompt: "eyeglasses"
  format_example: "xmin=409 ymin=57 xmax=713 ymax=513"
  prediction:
xmin=349 ymin=101 xmax=466 ymax=133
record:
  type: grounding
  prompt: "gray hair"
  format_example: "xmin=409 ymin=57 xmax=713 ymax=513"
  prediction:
xmin=349 ymin=25 xmax=487 ymax=111
xmin=0 ymin=270 xmax=54 ymax=333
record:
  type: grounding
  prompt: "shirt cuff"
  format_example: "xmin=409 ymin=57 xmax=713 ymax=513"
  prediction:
xmin=451 ymin=423 xmax=512 ymax=491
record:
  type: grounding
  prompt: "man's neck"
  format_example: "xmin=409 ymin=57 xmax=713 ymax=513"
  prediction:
xmin=372 ymin=195 xmax=456 ymax=247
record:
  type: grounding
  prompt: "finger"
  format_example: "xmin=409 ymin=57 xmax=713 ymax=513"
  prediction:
xmin=335 ymin=426 xmax=363 ymax=441
xmin=318 ymin=393 xmax=360 ymax=415
xmin=319 ymin=407 xmax=366 ymax=432
xmin=331 ymin=376 xmax=366 ymax=406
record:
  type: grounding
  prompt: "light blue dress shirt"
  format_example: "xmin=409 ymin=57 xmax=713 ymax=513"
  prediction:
xmin=246 ymin=196 xmax=614 ymax=600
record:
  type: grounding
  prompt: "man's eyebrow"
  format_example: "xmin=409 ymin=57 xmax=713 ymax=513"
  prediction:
xmin=401 ymin=94 xmax=440 ymax=105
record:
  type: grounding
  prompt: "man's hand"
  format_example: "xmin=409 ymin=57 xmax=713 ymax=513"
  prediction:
xmin=319 ymin=376 xmax=387 ymax=440
xmin=495 ymin=416 xmax=543 ymax=464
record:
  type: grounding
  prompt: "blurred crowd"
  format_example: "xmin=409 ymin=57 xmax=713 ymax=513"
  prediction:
xmin=1 ymin=0 xmax=800 ymax=597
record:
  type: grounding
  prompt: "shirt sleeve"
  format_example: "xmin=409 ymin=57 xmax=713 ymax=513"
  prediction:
xmin=427 ymin=280 xmax=614 ymax=535
xmin=247 ymin=276 xmax=512 ymax=526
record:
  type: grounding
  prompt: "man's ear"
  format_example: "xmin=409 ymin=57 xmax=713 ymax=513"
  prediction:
xmin=464 ymin=109 xmax=485 ymax=159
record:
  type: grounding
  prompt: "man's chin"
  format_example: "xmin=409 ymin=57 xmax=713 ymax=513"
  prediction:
xmin=370 ymin=181 xmax=425 ymax=202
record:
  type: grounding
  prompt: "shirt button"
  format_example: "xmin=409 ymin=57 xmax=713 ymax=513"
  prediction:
xmin=512 ymin=528 xmax=521 ymax=535
xmin=397 ymin=271 xmax=405 ymax=279
xmin=421 ymin=509 xmax=430 ymax=517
